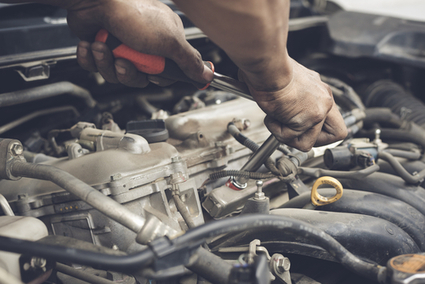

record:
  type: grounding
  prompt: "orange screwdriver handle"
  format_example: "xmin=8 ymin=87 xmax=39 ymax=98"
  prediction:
xmin=95 ymin=29 xmax=213 ymax=90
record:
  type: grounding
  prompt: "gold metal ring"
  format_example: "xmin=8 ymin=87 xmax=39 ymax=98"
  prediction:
xmin=311 ymin=176 xmax=343 ymax=206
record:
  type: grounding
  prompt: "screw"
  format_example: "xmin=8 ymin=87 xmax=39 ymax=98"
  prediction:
xmin=375 ymin=129 xmax=381 ymax=139
xmin=11 ymin=143 xmax=23 ymax=156
xmin=255 ymin=180 xmax=265 ymax=200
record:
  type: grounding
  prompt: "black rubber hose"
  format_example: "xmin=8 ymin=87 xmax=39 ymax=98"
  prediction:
xmin=227 ymin=123 xmax=259 ymax=152
xmin=383 ymin=149 xmax=421 ymax=160
xmin=363 ymin=108 xmax=404 ymax=128
xmin=0 ymin=81 xmax=96 ymax=108
xmin=363 ymin=80 xmax=425 ymax=128
xmin=186 ymin=247 xmax=233 ymax=284
xmin=298 ymin=164 xmax=380 ymax=179
xmin=173 ymin=215 xmax=386 ymax=283
xmin=359 ymin=127 xmax=425 ymax=150
xmin=0 ymin=236 xmax=154 ymax=272
xmin=56 ymin=263 xmax=116 ymax=284
xmin=378 ymin=151 xmax=425 ymax=184
xmin=281 ymin=189 xmax=425 ymax=251
xmin=337 ymin=172 xmax=425 ymax=217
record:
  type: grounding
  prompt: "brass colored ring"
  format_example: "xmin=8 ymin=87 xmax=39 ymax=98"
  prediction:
xmin=311 ymin=176 xmax=343 ymax=206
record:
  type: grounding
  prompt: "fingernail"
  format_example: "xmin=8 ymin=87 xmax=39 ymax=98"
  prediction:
xmin=92 ymin=50 xmax=104 ymax=60
xmin=202 ymin=65 xmax=214 ymax=82
xmin=115 ymin=65 xmax=126 ymax=75
xmin=78 ymin=47 xmax=87 ymax=57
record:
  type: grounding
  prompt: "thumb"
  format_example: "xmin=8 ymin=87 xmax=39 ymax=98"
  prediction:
xmin=170 ymin=41 xmax=214 ymax=84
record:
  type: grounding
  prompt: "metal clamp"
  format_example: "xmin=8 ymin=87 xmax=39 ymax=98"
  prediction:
xmin=311 ymin=176 xmax=343 ymax=206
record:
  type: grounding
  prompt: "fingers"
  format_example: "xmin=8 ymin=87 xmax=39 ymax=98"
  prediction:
xmin=77 ymin=41 xmax=97 ymax=72
xmin=171 ymin=41 xmax=214 ymax=84
xmin=265 ymin=103 xmax=348 ymax=152
xmin=90 ymin=41 xmax=120 ymax=84
xmin=314 ymin=103 xmax=348 ymax=147
xmin=265 ymin=115 xmax=324 ymax=152
xmin=77 ymin=41 xmax=175 ymax=88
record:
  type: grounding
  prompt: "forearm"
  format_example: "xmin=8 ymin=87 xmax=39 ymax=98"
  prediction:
xmin=0 ymin=0 xmax=98 ymax=11
xmin=173 ymin=0 xmax=292 ymax=91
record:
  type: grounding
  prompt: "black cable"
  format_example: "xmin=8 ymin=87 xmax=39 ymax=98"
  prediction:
xmin=298 ymin=164 xmax=380 ymax=179
xmin=382 ymin=149 xmax=421 ymax=160
xmin=0 ymin=236 xmax=154 ymax=272
xmin=0 ymin=81 xmax=96 ymax=108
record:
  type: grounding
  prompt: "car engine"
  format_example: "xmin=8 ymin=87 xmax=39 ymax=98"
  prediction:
xmin=1 ymin=1 xmax=425 ymax=284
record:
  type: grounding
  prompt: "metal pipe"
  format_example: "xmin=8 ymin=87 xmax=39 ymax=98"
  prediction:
xmin=0 ymin=193 xmax=14 ymax=216
xmin=0 ymin=81 xmax=96 ymax=108
xmin=173 ymin=194 xmax=196 ymax=229
xmin=9 ymin=161 xmax=146 ymax=234
xmin=235 ymin=134 xmax=280 ymax=185
xmin=55 ymin=263 xmax=116 ymax=284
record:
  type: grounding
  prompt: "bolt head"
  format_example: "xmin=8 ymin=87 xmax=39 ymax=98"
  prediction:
xmin=171 ymin=156 xmax=182 ymax=163
xmin=271 ymin=254 xmax=291 ymax=274
xmin=11 ymin=143 xmax=23 ymax=156
xmin=110 ymin=173 xmax=122 ymax=181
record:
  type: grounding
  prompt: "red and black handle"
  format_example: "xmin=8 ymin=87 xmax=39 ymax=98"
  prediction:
xmin=95 ymin=29 xmax=213 ymax=90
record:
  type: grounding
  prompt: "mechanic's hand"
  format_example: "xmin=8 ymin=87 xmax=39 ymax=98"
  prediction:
xmin=241 ymin=58 xmax=347 ymax=152
xmin=66 ymin=0 xmax=213 ymax=87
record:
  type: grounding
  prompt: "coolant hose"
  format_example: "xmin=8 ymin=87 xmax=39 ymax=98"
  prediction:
xmin=378 ymin=152 xmax=425 ymax=184
xmin=0 ymin=215 xmax=387 ymax=282
xmin=363 ymin=108 xmax=404 ymax=128
xmin=173 ymin=215 xmax=386 ymax=283
xmin=0 ymin=81 xmax=96 ymax=108
xmin=363 ymin=80 xmax=425 ymax=128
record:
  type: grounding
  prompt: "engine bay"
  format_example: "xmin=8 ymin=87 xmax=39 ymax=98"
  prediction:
xmin=1 ymin=1 xmax=425 ymax=284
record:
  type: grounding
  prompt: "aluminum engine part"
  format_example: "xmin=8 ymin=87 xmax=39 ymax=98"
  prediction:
xmin=0 ymin=97 xmax=271 ymax=251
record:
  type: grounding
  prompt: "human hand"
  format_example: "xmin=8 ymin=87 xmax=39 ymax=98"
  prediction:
xmin=66 ymin=0 xmax=213 ymax=87
xmin=240 ymin=58 xmax=347 ymax=152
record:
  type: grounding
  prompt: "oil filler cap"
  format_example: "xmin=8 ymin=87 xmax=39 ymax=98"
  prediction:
xmin=387 ymin=254 xmax=425 ymax=284
xmin=126 ymin=120 xmax=169 ymax=143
